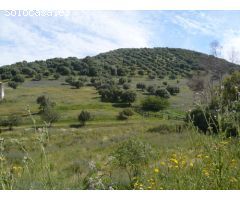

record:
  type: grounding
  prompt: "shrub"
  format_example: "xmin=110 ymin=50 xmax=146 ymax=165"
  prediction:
xmin=222 ymin=71 xmax=240 ymax=104
xmin=118 ymin=77 xmax=127 ymax=85
xmin=41 ymin=107 xmax=60 ymax=127
xmin=78 ymin=110 xmax=92 ymax=126
xmin=169 ymin=74 xmax=176 ymax=80
xmin=159 ymin=75 xmax=165 ymax=79
xmin=136 ymin=83 xmax=146 ymax=91
xmin=147 ymin=85 xmax=156 ymax=95
xmin=36 ymin=95 xmax=56 ymax=113
xmin=11 ymin=74 xmax=25 ymax=83
xmin=166 ymin=85 xmax=180 ymax=95
xmin=8 ymin=81 xmax=19 ymax=89
xmin=57 ymin=66 xmax=71 ymax=75
xmin=111 ymin=139 xmax=154 ymax=181
xmin=99 ymin=87 xmax=123 ymax=103
xmin=141 ymin=96 xmax=169 ymax=112
xmin=123 ymin=83 xmax=131 ymax=90
xmin=122 ymin=108 xmax=134 ymax=116
xmin=121 ymin=90 xmax=137 ymax=106
xmin=223 ymin=121 xmax=238 ymax=137
xmin=118 ymin=108 xmax=134 ymax=120
xmin=65 ymin=76 xmax=75 ymax=85
xmin=186 ymin=107 xmax=218 ymax=134
xmin=155 ymin=88 xmax=170 ymax=99
xmin=43 ymin=71 xmax=50 ymax=77
xmin=0 ymin=115 xmax=22 ymax=130
xmin=148 ymin=74 xmax=156 ymax=79
xmin=117 ymin=112 xmax=129 ymax=120
xmin=138 ymin=70 xmax=144 ymax=75
xmin=162 ymin=81 xmax=168 ymax=86
xmin=33 ymin=74 xmax=42 ymax=81
xmin=187 ymin=77 xmax=204 ymax=92
xmin=53 ymin=74 xmax=60 ymax=80
xmin=71 ymin=80 xmax=84 ymax=89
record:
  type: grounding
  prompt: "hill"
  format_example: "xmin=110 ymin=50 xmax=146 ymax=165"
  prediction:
xmin=0 ymin=48 xmax=239 ymax=81
xmin=0 ymin=48 xmax=240 ymax=190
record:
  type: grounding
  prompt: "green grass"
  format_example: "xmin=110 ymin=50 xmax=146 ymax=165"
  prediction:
xmin=0 ymin=77 xmax=239 ymax=189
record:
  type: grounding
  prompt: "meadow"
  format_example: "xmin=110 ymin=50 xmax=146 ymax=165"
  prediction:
xmin=0 ymin=74 xmax=239 ymax=190
xmin=0 ymin=47 xmax=240 ymax=190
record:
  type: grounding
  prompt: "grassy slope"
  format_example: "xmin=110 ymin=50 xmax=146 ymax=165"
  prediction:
xmin=1 ymin=76 xmax=239 ymax=189
xmin=0 ymin=76 xmax=193 ymax=125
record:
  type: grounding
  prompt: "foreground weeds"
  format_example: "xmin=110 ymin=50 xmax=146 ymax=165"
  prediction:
xmin=0 ymin=111 xmax=239 ymax=190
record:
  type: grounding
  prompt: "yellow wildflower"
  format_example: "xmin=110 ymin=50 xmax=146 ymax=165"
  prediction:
xmin=190 ymin=162 xmax=194 ymax=167
xmin=11 ymin=165 xmax=23 ymax=176
xmin=171 ymin=153 xmax=177 ymax=158
xmin=220 ymin=141 xmax=228 ymax=145
xmin=160 ymin=161 xmax=166 ymax=166
xmin=181 ymin=160 xmax=186 ymax=166
xmin=197 ymin=154 xmax=202 ymax=158
xmin=170 ymin=158 xmax=178 ymax=165
xmin=151 ymin=181 xmax=156 ymax=185
xmin=147 ymin=186 xmax=152 ymax=190
xmin=231 ymin=159 xmax=236 ymax=164
xmin=154 ymin=168 xmax=159 ymax=173
xmin=202 ymin=169 xmax=209 ymax=177
xmin=0 ymin=156 xmax=6 ymax=161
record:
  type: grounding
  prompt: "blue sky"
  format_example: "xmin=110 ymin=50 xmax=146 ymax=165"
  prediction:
xmin=1 ymin=10 xmax=240 ymax=66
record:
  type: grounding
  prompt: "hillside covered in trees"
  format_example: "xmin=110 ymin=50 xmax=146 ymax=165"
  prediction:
xmin=0 ymin=48 xmax=239 ymax=82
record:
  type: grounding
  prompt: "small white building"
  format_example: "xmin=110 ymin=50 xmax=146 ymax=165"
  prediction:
xmin=0 ymin=82 xmax=4 ymax=100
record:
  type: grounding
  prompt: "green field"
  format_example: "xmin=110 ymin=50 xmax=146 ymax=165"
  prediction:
xmin=0 ymin=74 xmax=240 ymax=190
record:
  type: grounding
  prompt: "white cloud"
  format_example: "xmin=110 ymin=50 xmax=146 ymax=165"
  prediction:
xmin=0 ymin=11 xmax=151 ymax=66
xmin=221 ymin=30 xmax=240 ymax=64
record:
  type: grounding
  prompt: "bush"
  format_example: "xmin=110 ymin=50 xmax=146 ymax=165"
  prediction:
xmin=146 ymin=85 xmax=156 ymax=95
xmin=65 ymin=76 xmax=75 ymax=85
xmin=71 ymin=80 xmax=84 ymax=89
xmin=138 ymin=70 xmax=144 ymax=75
xmin=57 ymin=66 xmax=71 ymax=75
xmin=121 ymin=90 xmax=137 ymax=106
xmin=33 ymin=74 xmax=42 ymax=81
xmin=118 ymin=108 xmax=134 ymax=120
xmin=43 ymin=71 xmax=50 ymax=77
xmin=141 ymin=96 xmax=169 ymax=112
xmin=136 ymin=83 xmax=146 ymax=91
xmin=0 ymin=115 xmax=22 ymax=130
xmin=123 ymin=83 xmax=130 ymax=90
xmin=166 ymin=85 xmax=180 ymax=95
xmin=53 ymin=74 xmax=60 ymax=80
xmin=122 ymin=108 xmax=134 ymax=116
xmin=169 ymin=74 xmax=176 ymax=80
xmin=117 ymin=112 xmax=129 ymax=120
xmin=118 ymin=77 xmax=127 ymax=85
xmin=155 ymin=88 xmax=170 ymax=98
xmin=41 ymin=107 xmax=60 ymax=127
xmin=111 ymin=139 xmax=154 ymax=181
xmin=78 ymin=110 xmax=92 ymax=126
xmin=36 ymin=95 xmax=56 ymax=113
xmin=148 ymin=74 xmax=156 ymax=79
xmin=162 ymin=81 xmax=168 ymax=86
xmin=8 ymin=81 xmax=19 ymax=89
xmin=186 ymin=107 xmax=218 ymax=134
xmin=99 ymin=87 xmax=123 ymax=103
xmin=11 ymin=74 xmax=25 ymax=83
